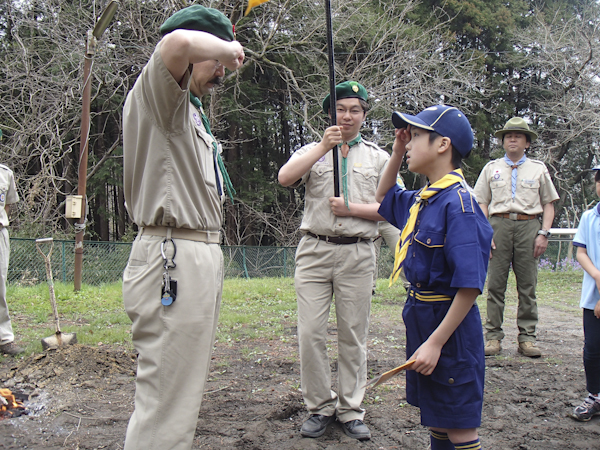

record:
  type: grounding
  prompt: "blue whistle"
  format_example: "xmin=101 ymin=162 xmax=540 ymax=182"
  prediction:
xmin=162 ymin=294 xmax=174 ymax=306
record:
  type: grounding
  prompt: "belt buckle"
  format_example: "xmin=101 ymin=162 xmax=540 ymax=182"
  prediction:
xmin=325 ymin=235 xmax=331 ymax=243
xmin=509 ymin=212 xmax=518 ymax=220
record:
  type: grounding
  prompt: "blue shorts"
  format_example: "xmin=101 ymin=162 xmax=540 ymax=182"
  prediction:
xmin=403 ymin=292 xmax=485 ymax=429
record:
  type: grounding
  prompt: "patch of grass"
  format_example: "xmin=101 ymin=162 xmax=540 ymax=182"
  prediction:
xmin=477 ymin=271 xmax=582 ymax=318
xmin=217 ymin=277 xmax=298 ymax=343
xmin=4 ymin=281 xmax=130 ymax=359
xmin=2 ymin=272 xmax=583 ymax=362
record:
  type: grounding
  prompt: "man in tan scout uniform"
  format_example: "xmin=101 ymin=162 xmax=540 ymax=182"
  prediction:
xmin=474 ymin=118 xmax=559 ymax=358
xmin=121 ymin=6 xmax=244 ymax=450
xmin=278 ymin=81 xmax=389 ymax=441
xmin=0 ymin=151 xmax=23 ymax=356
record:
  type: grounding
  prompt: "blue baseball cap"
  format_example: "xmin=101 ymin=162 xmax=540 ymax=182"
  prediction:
xmin=392 ymin=105 xmax=474 ymax=157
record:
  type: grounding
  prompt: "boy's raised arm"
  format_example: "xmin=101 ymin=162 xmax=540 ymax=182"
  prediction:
xmin=376 ymin=127 xmax=410 ymax=202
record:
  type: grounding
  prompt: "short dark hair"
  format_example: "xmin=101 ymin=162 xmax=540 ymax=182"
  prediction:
xmin=358 ymin=99 xmax=369 ymax=113
xmin=428 ymin=131 xmax=465 ymax=169
xmin=594 ymin=170 xmax=600 ymax=182
xmin=502 ymin=132 xmax=531 ymax=144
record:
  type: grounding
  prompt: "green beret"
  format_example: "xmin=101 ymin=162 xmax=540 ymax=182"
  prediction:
xmin=160 ymin=5 xmax=234 ymax=42
xmin=322 ymin=81 xmax=368 ymax=114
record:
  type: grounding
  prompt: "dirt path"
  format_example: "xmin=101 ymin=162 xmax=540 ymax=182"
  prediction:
xmin=0 ymin=303 xmax=598 ymax=449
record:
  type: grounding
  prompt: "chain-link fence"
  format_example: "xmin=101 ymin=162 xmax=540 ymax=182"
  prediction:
xmin=7 ymin=235 xmax=578 ymax=286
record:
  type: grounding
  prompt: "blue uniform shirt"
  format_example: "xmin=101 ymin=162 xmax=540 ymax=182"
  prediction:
xmin=573 ymin=204 xmax=600 ymax=310
xmin=379 ymin=182 xmax=493 ymax=296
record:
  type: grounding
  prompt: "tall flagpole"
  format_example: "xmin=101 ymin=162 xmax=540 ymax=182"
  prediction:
xmin=325 ymin=0 xmax=340 ymax=197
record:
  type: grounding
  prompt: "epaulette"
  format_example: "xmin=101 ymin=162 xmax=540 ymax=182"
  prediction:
xmin=455 ymin=185 xmax=475 ymax=214
xmin=0 ymin=164 xmax=11 ymax=173
xmin=528 ymin=159 xmax=548 ymax=167
xmin=362 ymin=140 xmax=388 ymax=155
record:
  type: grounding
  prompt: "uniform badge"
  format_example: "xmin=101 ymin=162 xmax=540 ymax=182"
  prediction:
xmin=352 ymin=85 xmax=359 ymax=93
xmin=493 ymin=169 xmax=501 ymax=180
xmin=0 ymin=192 xmax=5 ymax=203
xmin=192 ymin=113 xmax=202 ymax=128
xmin=318 ymin=156 xmax=325 ymax=163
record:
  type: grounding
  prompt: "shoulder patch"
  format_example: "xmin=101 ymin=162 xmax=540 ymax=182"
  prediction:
xmin=456 ymin=187 xmax=475 ymax=214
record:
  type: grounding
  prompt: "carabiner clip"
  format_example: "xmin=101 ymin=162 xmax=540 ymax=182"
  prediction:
xmin=161 ymin=238 xmax=177 ymax=269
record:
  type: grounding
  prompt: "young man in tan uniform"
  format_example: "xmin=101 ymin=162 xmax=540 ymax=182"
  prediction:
xmin=0 ymin=159 xmax=22 ymax=355
xmin=278 ymin=81 xmax=389 ymax=441
xmin=121 ymin=6 xmax=244 ymax=450
xmin=474 ymin=118 xmax=559 ymax=358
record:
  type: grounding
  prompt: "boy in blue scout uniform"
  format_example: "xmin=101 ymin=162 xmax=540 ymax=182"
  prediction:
xmin=376 ymin=105 xmax=493 ymax=450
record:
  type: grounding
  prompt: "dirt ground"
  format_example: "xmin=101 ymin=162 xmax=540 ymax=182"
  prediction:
xmin=1 ymin=300 xmax=599 ymax=449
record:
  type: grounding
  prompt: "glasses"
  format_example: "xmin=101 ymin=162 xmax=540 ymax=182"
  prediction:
xmin=336 ymin=107 xmax=364 ymax=116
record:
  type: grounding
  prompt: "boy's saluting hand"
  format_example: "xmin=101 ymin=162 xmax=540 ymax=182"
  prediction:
xmin=392 ymin=126 xmax=411 ymax=157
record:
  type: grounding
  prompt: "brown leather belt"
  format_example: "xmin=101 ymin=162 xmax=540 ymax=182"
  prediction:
xmin=306 ymin=232 xmax=370 ymax=245
xmin=140 ymin=226 xmax=221 ymax=243
xmin=493 ymin=213 xmax=538 ymax=221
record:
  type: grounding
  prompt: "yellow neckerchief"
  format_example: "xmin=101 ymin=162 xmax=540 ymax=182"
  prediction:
xmin=389 ymin=168 xmax=465 ymax=286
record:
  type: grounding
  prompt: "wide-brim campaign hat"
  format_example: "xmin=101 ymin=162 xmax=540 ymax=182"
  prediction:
xmin=494 ymin=117 xmax=538 ymax=142
xmin=391 ymin=105 xmax=473 ymax=157
xmin=322 ymin=81 xmax=368 ymax=114
xmin=160 ymin=5 xmax=234 ymax=42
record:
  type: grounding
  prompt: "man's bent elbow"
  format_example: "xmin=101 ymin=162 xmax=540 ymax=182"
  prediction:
xmin=278 ymin=169 xmax=293 ymax=187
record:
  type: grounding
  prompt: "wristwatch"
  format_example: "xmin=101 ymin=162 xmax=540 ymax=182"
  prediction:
xmin=537 ymin=229 xmax=551 ymax=238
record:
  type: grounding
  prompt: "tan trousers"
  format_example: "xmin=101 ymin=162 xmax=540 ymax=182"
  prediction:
xmin=485 ymin=216 xmax=540 ymax=343
xmin=123 ymin=233 xmax=223 ymax=450
xmin=0 ymin=228 xmax=14 ymax=345
xmin=295 ymin=234 xmax=374 ymax=422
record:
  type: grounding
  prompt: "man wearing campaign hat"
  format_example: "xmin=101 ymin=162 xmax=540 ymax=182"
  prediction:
xmin=376 ymin=105 xmax=492 ymax=450
xmin=474 ymin=117 xmax=559 ymax=358
xmin=279 ymin=81 xmax=390 ymax=440
xmin=121 ymin=5 xmax=244 ymax=449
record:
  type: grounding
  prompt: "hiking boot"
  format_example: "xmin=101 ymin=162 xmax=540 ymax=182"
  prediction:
xmin=300 ymin=414 xmax=334 ymax=438
xmin=571 ymin=395 xmax=600 ymax=422
xmin=0 ymin=342 xmax=24 ymax=355
xmin=485 ymin=339 xmax=501 ymax=356
xmin=518 ymin=341 xmax=541 ymax=358
xmin=341 ymin=419 xmax=371 ymax=441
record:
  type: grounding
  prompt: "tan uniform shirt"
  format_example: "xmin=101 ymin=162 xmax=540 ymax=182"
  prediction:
xmin=0 ymin=164 xmax=18 ymax=227
xmin=123 ymin=42 xmax=224 ymax=232
xmin=290 ymin=140 xmax=389 ymax=238
xmin=474 ymin=157 xmax=559 ymax=216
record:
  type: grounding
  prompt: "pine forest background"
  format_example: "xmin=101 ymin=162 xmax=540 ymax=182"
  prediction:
xmin=1 ymin=0 xmax=600 ymax=246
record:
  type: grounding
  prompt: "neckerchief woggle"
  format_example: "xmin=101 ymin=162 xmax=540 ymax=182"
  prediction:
xmin=503 ymin=154 xmax=526 ymax=199
xmin=190 ymin=94 xmax=236 ymax=203
xmin=338 ymin=134 xmax=362 ymax=209
xmin=389 ymin=168 xmax=465 ymax=286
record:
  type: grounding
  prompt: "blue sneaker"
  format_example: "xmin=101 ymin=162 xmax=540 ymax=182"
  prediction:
xmin=571 ymin=395 xmax=600 ymax=422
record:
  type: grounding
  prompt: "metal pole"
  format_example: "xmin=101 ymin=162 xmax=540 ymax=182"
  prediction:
xmin=325 ymin=0 xmax=340 ymax=197
xmin=73 ymin=2 xmax=118 ymax=291
xmin=74 ymin=37 xmax=94 ymax=291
